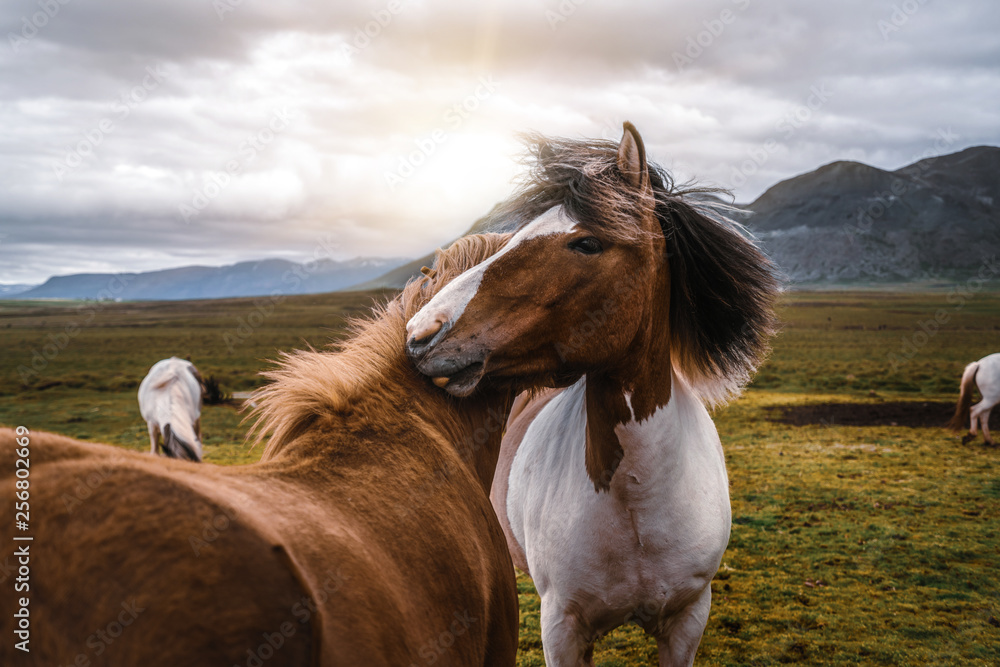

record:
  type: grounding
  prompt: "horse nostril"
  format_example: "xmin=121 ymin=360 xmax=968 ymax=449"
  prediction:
xmin=407 ymin=318 xmax=445 ymax=350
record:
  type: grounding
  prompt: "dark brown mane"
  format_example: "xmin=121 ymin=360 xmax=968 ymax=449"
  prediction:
xmin=488 ymin=135 xmax=656 ymax=242
xmin=486 ymin=134 xmax=780 ymax=404
xmin=249 ymin=232 xmax=512 ymax=458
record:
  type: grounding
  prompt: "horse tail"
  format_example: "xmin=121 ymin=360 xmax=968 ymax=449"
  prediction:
xmin=162 ymin=423 xmax=201 ymax=462
xmin=948 ymin=361 xmax=980 ymax=431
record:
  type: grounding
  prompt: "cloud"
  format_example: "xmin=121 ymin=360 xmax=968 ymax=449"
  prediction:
xmin=0 ymin=0 xmax=997 ymax=282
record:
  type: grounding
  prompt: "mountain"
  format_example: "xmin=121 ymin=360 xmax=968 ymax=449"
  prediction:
xmin=744 ymin=146 xmax=1000 ymax=283
xmin=0 ymin=284 xmax=37 ymax=297
xmin=347 ymin=255 xmax=437 ymax=291
xmin=360 ymin=146 xmax=1000 ymax=289
xmin=8 ymin=257 xmax=409 ymax=301
xmin=25 ymin=146 xmax=991 ymax=299
xmin=352 ymin=204 xmax=509 ymax=290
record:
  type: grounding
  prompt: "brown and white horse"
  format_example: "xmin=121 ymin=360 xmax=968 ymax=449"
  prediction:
xmin=406 ymin=124 xmax=778 ymax=666
xmin=949 ymin=352 xmax=1000 ymax=445
xmin=0 ymin=234 xmax=525 ymax=667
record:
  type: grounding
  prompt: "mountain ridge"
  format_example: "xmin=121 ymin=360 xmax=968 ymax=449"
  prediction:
xmin=8 ymin=145 xmax=997 ymax=298
xmin=744 ymin=145 xmax=999 ymax=283
xmin=6 ymin=256 xmax=409 ymax=301
xmin=359 ymin=145 xmax=1000 ymax=289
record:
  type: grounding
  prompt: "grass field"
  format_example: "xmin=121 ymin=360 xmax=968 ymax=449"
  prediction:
xmin=1 ymin=289 xmax=998 ymax=665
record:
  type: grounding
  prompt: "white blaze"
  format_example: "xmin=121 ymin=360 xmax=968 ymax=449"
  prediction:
xmin=406 ymin=206 xmax=577 ymax=342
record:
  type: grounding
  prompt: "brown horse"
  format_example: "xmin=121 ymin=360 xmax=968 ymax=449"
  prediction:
xmin=406 ymin=124 xmax=778 ymax=666
xmin=0 ymin=233 xmax=523 ymax=666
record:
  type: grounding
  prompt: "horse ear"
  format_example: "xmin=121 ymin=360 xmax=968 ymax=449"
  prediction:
xmin=584 ymin=373 xmax=631 ymax=492
xmin=617 ymin=121 xmax=649 ymax=190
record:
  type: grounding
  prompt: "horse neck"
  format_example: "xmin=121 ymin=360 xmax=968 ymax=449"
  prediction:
xmin=612 ymin=255 xmax=673 ymax=422
xmin=597 ymin=273 xmax=710 ymax=487
xmin=323 ymin=348 xmax=512 ymax=494
xmin=417 ymin=388 xmax=513 ymax=494
xmin=616 ymin=372 xmax=711 ymax=481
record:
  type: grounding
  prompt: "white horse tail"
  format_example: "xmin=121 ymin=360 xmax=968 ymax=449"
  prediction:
xmin=949 ymin=361 xmax=980 ymax=431
xmin=162 ymin=423 xmax=201 ymax=462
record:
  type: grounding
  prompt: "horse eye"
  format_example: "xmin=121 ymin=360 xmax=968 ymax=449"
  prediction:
xmin=568 ymin=237 xmax=603 ymax=255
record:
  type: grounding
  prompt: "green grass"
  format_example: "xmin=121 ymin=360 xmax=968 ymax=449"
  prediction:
xmin=2 ymin=290 xmax=999 ymax=665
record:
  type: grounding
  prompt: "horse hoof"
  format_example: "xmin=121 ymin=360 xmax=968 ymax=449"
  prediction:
xmin=961 ymin=435 xmax=975 ymax=446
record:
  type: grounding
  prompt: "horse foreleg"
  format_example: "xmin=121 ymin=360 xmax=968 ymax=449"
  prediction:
xmin=655 ymin=587 xmax=711 ymax=667
xmin=539 ymin=596 xmax=594 ymax=667
xmin=148 ymin=423 xmax=160 ymax=455
xmin=194 ymin=417 xmax=202 ymax=440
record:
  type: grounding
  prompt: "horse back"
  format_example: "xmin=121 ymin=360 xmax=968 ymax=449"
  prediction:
xmin=977 ymin=353 xmax=1000 ymax=404
xmin=0 ymin=427 xmax=517 ymax=666
xmin=138 ymin=357 xmax=202 ymax=423
xmin=0 ymin=429 xmax=313 ymax=667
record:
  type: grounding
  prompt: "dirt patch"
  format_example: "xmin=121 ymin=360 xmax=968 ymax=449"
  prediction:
xmin=763 ymin=401 xmax=993 ymax=428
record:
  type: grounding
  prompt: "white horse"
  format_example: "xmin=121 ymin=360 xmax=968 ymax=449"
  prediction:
xmin=950 ymin=352 xmax=1000 ymax=446
xmin=138 ymin=357 xmax=205 ymax=461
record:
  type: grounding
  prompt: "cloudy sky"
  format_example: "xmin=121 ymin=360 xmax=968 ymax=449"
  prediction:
xmin=1 ymin=0 xmax=998 ymax=284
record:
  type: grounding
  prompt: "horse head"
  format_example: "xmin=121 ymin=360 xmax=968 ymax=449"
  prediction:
xmin=406 ymin=123 xmax=777 ymax=489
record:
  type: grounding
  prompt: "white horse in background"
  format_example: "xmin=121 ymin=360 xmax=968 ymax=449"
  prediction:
xmin=950 ymin=353 xmax=1000 ymax=446
xmin=138 ymin=357 xmax=205 ymax=461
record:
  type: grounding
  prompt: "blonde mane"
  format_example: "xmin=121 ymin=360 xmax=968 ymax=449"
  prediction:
xmin=247 ymin=233 xmax=511 ymax=460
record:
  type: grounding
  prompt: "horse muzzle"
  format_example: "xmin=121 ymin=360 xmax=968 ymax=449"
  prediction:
xmin=405 ymin=318 xmax=489 ymax=397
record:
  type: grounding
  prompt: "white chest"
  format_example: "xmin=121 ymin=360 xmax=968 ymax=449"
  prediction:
xmin=506 ymin=376 xmax=731 ymax=610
